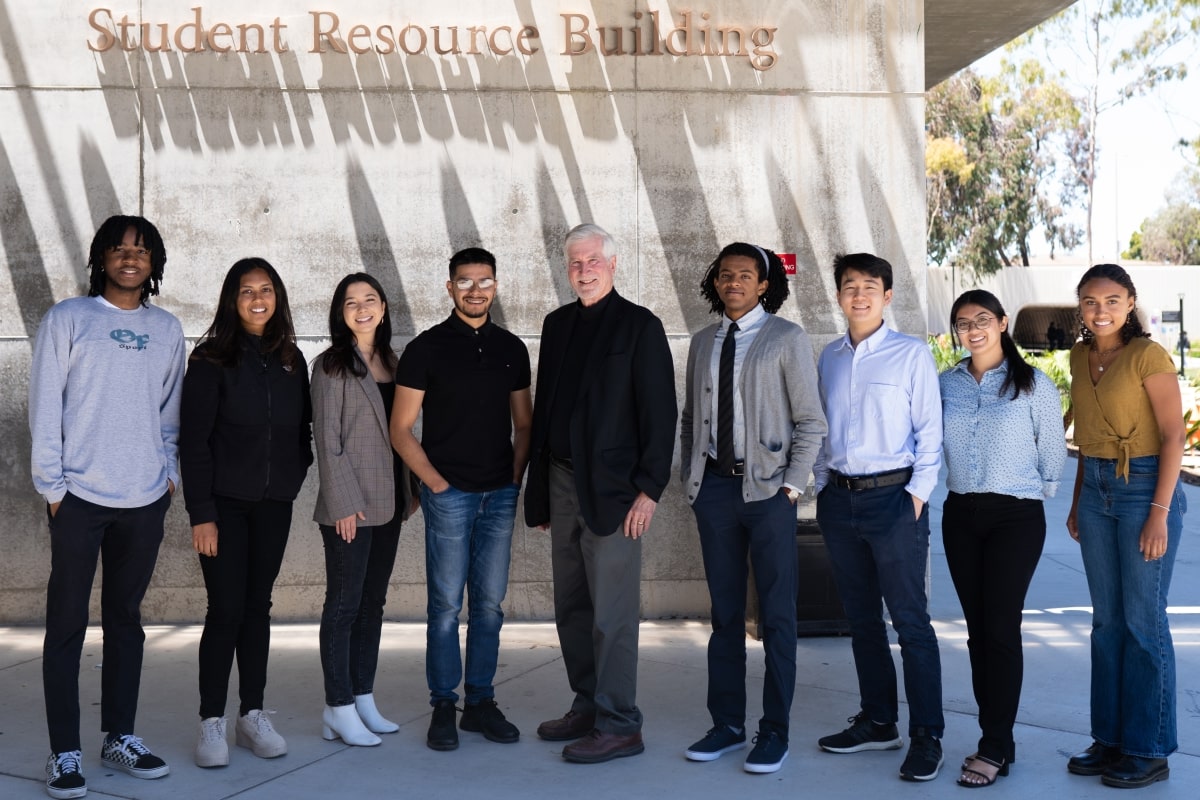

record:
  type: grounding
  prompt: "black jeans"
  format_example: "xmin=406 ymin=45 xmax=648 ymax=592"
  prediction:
xmin=318 ymin=516 xmax=402 ymax=707
xmin=942 ymin=491 xmax=1046 ymax=764
xmin=197 ymin=496 xmax=292 ymax=718
xmin=43 ymin=491 xmax=170 ymax=754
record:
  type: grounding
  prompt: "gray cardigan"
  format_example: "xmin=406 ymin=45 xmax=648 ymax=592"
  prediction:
xmin=680 ymin=314 xmax=827 ymax=504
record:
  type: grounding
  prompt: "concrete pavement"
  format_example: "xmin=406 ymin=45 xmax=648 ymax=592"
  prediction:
xmin=2 ymin=456 xmax=1197 ymax=799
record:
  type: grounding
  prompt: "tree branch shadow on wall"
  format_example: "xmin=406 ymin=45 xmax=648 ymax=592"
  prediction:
xmin=0 ymin=135 xmax=55 ymax=335
xmin=346 ymin=155 xmax=414 ymax=336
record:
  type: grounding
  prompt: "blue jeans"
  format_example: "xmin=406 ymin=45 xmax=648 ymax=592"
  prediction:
xmin=421 ymin=483 xmax=518 ymax=705
xmin=1077 ymin=455 xmax=1186 ymax=758
xmin=692 ymin=471 xmax=797 ymax=738
xmin=817 ymin=481 xmax=944 ymax=737
xmin=318 ymin=516 xmax=402 ymax=707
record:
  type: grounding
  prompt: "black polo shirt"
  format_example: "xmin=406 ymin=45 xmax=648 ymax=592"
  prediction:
xmin=397 ymin=312 xmax=531 ymax=492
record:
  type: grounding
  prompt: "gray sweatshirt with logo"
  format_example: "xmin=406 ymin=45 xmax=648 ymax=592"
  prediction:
xmin=29 ymin=295 xmax=186 ymax=507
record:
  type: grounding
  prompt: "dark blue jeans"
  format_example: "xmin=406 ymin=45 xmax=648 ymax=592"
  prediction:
xmin=1077 ymin=455 xmax=1186 ymax=758
xmin=318 ymin=516 xmax=402 ymax=707
xmin=43 ymin=491 xmax=170 ymax=753
xmin=817 ymin=481 xmax=944 ymax=738
xmin=692 ymin=470 xmax=797 ymax=738
xmin=421 ymin=483 xmax=518 ymax=705
xmin=197 ymin=496 xmax=292 ymax=718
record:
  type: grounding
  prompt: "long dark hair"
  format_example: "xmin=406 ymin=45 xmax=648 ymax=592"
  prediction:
xmin=192 ymin=258 xmax=301 ymax=371
xmin=1075 ymin=263 xmax=1151 ymax=345
xmin=320 ymin=272 xmax=397 ymax=378
xmin=86 ymin=215 xmax=166 ymax=305
xmin=700 ymin=242 xmax=790 ymax=314
xmin=950 ymin=289 xmax=1034 ymax=400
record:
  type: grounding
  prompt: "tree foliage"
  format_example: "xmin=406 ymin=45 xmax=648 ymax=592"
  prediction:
xmin=926 ymin=65 xmax=1088 ymax=276
xmin=1012 ymin=0 xmax=1200 ymax=263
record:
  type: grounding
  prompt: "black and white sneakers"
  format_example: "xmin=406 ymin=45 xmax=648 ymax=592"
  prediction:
xmin=45 ymin=750 xmax=86 ymax=799
xmin=99 ymin=734 xmax=170 ymax=779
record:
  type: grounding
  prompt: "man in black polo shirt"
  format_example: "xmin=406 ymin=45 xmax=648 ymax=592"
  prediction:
xmin=391 ymin=247 xmax=532 ymax=752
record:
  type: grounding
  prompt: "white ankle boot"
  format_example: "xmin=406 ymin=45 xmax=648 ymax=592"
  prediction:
xmin=354 ymin=694 xmax=400 ymax=734
xmin=322 ymin=704 xmax=381 ymax=747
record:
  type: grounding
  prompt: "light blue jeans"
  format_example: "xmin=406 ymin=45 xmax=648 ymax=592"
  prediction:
xmin=1077 ymin=455 xmax=1187 ymax=758
xmin=421 ymin=483 xmax=518 ymax=705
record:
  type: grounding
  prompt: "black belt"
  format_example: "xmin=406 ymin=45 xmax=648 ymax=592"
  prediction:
xmin=550 ymin=454 xmax=573 ymax=470
xmin=829 ymin=467 xmax=912 ymax=492
xmin=705 ymin=455 xmax=745 ymax=477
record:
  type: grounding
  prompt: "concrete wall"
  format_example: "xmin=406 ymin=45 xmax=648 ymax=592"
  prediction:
xmin=0 ymin=0 xmax=927 ymax=623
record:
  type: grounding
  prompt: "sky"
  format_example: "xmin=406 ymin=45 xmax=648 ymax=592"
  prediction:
xmin=970 ymin=7 xmax=1200 ymax=262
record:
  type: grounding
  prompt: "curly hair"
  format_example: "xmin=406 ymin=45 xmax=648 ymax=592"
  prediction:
xmin=86 ymin=215 xmax=166 ymax=305
xmin=700 ymin=242 xmax=790 ymax=315
xmin=1075 ymin=263 xmax=1151 ymax=345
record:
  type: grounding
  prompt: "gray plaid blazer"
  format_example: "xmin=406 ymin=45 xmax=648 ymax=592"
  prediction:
xmin=311 ymin=353 xmax=396 ymax=527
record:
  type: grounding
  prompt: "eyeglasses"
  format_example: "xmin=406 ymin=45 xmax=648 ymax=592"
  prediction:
xmin=452 ymin=277 xmax=496 ymax=291
xmin=954 ymin=315 xmax=996 ymax=333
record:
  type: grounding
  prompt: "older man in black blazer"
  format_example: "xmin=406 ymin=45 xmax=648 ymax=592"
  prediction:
xmin=525 ymin=223 xmax=677 ymax=764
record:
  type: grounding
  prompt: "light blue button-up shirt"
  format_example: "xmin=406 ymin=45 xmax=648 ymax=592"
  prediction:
xmin=813 ymin=322 xmax=942 ymax=501
xmin=939 ymin=359 xmax=1067 ymax=500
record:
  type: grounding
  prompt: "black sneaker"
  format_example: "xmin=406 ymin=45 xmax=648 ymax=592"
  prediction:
xmin=427 ymin=699 xmax=459 ymax=751
xmin=684 ymin=725 xmax=746 ymax=762
xmin=99 ymin=734 xmax=169 ymax=779
xmin=460 ymin=698 xmax=520 ymax=743
xmin=45 ymin=750 xmax=86 ymax=799
xmin=744 ymin=730 xmax=788 ymax=774
xmin=899 ymin=734 xmax=943 ymax=782
xmin=818 ymin=712 xmax=903 ymax=753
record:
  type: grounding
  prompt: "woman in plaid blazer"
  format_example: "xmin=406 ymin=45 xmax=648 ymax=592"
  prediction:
xmin=312 ymin=273 xmax=410 ymax=747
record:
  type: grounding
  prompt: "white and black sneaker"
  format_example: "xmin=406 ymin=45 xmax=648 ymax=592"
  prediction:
xmin=45 ymin=750 xmax=87 ymax=799
xmin=100 ymin=734 xmax=170 ymax=779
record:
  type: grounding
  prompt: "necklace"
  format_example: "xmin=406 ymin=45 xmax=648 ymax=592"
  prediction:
xmin=1092 ymin=341 xmax=1124 ymax=373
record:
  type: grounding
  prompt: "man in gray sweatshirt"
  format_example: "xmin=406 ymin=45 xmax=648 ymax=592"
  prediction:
xmin=29 ymin=215 xmax=186 ymax=800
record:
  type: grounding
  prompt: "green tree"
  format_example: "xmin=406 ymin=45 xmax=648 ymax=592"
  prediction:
xmin=1015 ymin=0 xmax=1200 ymax=263
xmin=1138 ymin=197 xmax=1200 ymax=263
xmin=926 ymin=65 xmax=1087 ymax=275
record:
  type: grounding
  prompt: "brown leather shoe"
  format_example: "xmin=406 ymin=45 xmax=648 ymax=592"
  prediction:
xmin=536 ymin=710 xmax=595 ymax=742
xmin=561 ymin=729 xmax=645 ymax=763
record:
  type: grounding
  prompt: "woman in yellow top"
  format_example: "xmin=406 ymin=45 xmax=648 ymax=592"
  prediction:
xmin=1065 ymin=264 xmax=1187 ymax=790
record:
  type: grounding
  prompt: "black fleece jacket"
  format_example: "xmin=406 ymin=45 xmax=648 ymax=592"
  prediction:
xmin=180 ymin=336 xmax=313 ymax=526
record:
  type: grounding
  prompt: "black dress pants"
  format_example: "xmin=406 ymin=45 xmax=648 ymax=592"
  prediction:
xmin=942 ymin=491 xmax=1046 ymax=764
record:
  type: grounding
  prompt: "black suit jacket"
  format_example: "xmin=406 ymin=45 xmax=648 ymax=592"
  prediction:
xmin=525 ymin=290 xmax=677 ymax=535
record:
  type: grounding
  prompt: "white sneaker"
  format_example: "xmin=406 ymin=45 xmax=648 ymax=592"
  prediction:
xmin=194 ymin=717 xmax=229 ymax=768
xmin=236 ymin=710 xmax=288 ymax=758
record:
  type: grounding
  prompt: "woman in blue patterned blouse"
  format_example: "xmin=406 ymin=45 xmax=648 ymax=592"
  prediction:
xmin=939 ymin=290 xmax=1067 ymax=787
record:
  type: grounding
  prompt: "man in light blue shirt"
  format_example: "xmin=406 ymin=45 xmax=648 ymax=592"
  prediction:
xmin=812 ymin=253 xmax=944 ymax=782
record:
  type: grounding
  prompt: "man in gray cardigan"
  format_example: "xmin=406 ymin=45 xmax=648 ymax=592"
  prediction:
xmin=679 ymin=243 xmax=826 ymax=775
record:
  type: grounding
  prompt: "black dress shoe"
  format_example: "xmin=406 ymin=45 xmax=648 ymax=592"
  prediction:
xmin=1101 ymin=755 xmax=1169 ymax=788
xmin=1067 ymin=741 xmax=1122 ymax=776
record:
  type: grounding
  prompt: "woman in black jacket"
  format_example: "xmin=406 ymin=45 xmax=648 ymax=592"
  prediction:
xmin=181 ymin=258 xmax=312 ymax=768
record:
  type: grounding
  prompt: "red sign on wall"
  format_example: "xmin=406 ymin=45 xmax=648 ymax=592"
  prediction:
xmin=778 ymin=253 xmax=797 ymax=276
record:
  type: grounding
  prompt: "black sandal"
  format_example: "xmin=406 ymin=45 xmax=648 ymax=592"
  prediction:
xmin=957 ymin=755 xmax=1008 ymax=788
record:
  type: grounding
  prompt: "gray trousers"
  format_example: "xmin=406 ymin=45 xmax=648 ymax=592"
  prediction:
xmin=548 ymin=461 xmax=643 ymax=735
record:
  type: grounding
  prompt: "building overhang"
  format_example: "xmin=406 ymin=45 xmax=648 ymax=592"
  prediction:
xmin=925 ymin=0 xmax=1078 ymax=89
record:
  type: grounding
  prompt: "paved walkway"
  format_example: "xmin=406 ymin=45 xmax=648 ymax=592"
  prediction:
xmin=2 ymin=458 xmax=1197 ymax=799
